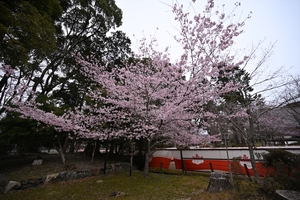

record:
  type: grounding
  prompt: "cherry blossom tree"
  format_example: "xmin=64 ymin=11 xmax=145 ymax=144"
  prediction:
xmin=74 ymin=0 xmax=250 ymax=176
xmin=258 ymin=106 xmax=300 ymax=145
xmin=6 ymin=0 xmax=251 ymax=177
xmin=277 ymin=75 xmax=300 ymax=140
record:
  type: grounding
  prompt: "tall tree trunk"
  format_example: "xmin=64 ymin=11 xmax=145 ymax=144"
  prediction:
xmin=117 ymin=143 xmax=123 ymax=154
xmin=103 ymin=141 xmax=109 ymax=175
xmin=58 ymin=148 xmax=66 ymax=165
xmin=248 ymin=116 xmax=260 ymax=183
xmin=248 ymin=144 xmax=259 ymax=183
xmin=53 ymin=137 xmax=66 ymax=165
xmin=62 ymin=133 xmax=69 ymax=154
xmin=109 ymin=140 xmax=114 ymax=154
xmin=69 ymin=133 xmax=76 ymax=154
xmin=143 ymin=139 xmax=151 ymax=177
xmin=91 ymin=140 xmax=97 ymax=164
xmin=84 ymin=141 xmax=92 ymax=157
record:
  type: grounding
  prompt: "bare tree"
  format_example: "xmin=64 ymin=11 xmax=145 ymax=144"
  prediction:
xmin=215 ymin=40 xmax=298 ymax=183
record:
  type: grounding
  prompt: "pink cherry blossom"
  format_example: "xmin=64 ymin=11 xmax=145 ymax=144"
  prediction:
xmin=5 ymin=0 xmax=252 ymax=176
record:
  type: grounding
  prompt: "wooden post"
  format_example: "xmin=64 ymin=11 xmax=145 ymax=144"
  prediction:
xmin=180 ymin=149 xmax=186 ymax=175
xmin=183 ymin=162 xmax=187 ymax=175
xmin=209 ymin=162 xmax=214 ymax=172
xmin=130 ymin=142 xmax=136 ymax=176
xmin=244 ymin=164 xmax=252 ymax=182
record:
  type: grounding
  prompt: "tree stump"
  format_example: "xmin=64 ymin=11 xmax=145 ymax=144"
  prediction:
xmin=207 ymin=172 xmax=233 ymax=192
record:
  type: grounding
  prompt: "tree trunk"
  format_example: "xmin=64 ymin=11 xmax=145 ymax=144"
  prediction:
xmin=91 ymin=140 xmax=97 ymax=164
xmin=58 ymin=148 xmax=66 ymax=165
xmin=109 ymin=140 xmax=114 ymax=154
xmin=69 ymin=134 xmax=76 ymax=154
xmin=103 ymin=141 xmax=109 ymax=175
xmin=117 ymin=143 xmax=123 ymax=154
xmin=207 ymin=172 xmax=233 ymax=192
xmin=143 ymin=139 xmax=151 ymax=177
xmin=248 ymin=144 xmax=260 ymax=183
xmin=62 ymin=133 xmax=69 ymax=154
xmin=53 ymin=139 xmax=66 ymax=165
xmin=248 ymin=115 xmax=260 ymax=183
xmin=84 ymin=141 xmax=93 ymax=157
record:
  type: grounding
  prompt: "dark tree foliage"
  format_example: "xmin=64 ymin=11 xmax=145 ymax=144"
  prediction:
xmin=0 ymin=0 xmax=62 ymax=93
xmin=0 ymin=0 xmax=132 ymax=155
xmin=0 ymin=112 xmax=56 ymax=155
xmin=263 ymin=149 xmax=300 ymax=192
xmin=32 ymin=0 xmax=132 ymax=103
xmin=206 ymin=65 xmax=256 ymax=137
xmin=215 ymin=64 xmax=259 ymax=105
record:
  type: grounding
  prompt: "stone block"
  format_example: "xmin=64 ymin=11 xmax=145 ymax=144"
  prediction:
xmin=276 ymin=190 xmax=300 ymax=200
xmin=32 ymin=159 xmax=43 ymax=166
xmin=44 ymin=173 xmax=60 ymax=184
xmin=4 ymin=181 xmax=21 ymax=194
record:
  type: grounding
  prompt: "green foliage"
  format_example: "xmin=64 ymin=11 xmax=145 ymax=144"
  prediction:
xmin=263 ymin=149 xmax=300 ymax=170
xmin=0 ymin=0 xmax=62 ymax=66
xmin=0 ymin=112 xmax=56 ymax=154
xmin=214 ymin=64 xmax=259 ymax=106
xmin=260 ymin=149 xmax=300 ymax=195
xmin=0 ymin=0 xmax=133 ymax=153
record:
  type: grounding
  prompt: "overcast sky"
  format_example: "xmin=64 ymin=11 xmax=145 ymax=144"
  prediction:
xmin=115 ymin=0 xmax=300 ymax=77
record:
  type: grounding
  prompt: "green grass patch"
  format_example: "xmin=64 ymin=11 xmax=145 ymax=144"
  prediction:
xmin=1 ymin=171 xmax=264 ymax=200
xmin=0 ymin=154 xmax=268 ymax=199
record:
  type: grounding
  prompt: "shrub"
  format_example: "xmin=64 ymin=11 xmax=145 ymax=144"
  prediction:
xmin=260 ymin=149 xmax=300 ymax=194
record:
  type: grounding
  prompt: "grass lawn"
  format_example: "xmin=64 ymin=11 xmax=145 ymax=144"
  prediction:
xmin=0 ymin=154 xmax=269 ymax=200
xmin=0 ymin=171 xmax=265 ymax=200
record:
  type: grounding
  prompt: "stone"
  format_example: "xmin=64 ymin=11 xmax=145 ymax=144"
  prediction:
xmin=100 ymin=166 xmax=113 ymax=174
xmin=121 ymin=162 xmax=130 ymax=170
xmin=111 ymin=164 xmax=115 ymax=171
xmin=96 ymin=180 xmax=103 ymax=183
xmin=77 ymin=169 xmax=92 ymax=179
xmin=44 ymin=173 xmax=60 ymax=184
xmin=32 ymin=159 xmax=43 ymax=166
xmin=66 ymin=171 xmax=77 ymax=180
xmin=109 ymin=190 xmax=126 ymax=198
xmin=20 ymin=177 xmax=45 ymax=190
xmin=77 ymin=171 xmax=87 ymax=179
xmin=114 ymin=162 xmax=130 ymax=171
xmin=276 ymin=190 xmax=300 ymax=200
xmin=4 ymin=181 xmax=21 ymax=194
xmin=1 ymin=166 xmax=104 ymax=193
xmin=91 ymin=169 xmax=101 ymax=176
xmin=0 ymin=175 xmax=9 ymax=192
xmin=59 ymin=171 xmax=67 ymax=182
